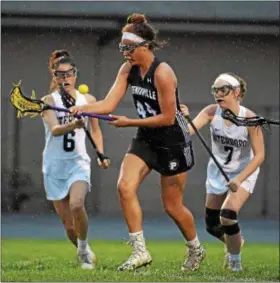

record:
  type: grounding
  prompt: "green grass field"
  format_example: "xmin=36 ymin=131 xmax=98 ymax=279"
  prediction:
xmin=1 ymin=239 xmax=279 ymax=282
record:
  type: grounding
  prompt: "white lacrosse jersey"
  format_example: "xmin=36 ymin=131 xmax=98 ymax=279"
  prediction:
xmin=207 ymin=105 xmax=260 ymax=176
xmin=42 ymin=90 xmax=90 ymax=175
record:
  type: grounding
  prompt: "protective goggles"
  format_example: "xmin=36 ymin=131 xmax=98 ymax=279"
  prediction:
xmin=53 ymin=67 xmax=77 ymax=79
xmin=119 ymin=41 xmax=148 ymax=53
xmin=211 ymin=85 xmax=235 ymax=98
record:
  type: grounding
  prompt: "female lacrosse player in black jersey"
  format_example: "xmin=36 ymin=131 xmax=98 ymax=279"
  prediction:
xmin=42 ymin=50 xmax=109 ymax=269
xmin=71 ymin=13 xmax=205 ymax=271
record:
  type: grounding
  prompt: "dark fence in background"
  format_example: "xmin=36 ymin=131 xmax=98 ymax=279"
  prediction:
xmin=1 ymin=2 xmax=279 ymax=219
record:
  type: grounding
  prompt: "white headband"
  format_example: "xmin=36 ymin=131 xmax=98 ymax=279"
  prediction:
xmin=215 ymin=74 xmax=240 ymax=87
xmin=122 ymin=32 xmax=145 ymax=43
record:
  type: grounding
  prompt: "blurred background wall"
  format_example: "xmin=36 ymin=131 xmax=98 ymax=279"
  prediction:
xmin=1 ymin=1 xmax=279 ymax=219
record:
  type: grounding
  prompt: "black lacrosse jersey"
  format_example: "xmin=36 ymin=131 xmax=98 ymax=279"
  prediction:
xmin=127 ymin=57 xmax=191 ymax=147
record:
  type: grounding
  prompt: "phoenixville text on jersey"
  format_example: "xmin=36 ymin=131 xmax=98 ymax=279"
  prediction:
xmin=132 ymin=86 xmax=156 ymax=100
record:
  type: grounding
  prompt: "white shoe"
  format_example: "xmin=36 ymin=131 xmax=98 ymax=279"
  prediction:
xmin=77 ymin=245 xmax=96 ymax=270
xmin=118 ymin=250 xmax=152 ymax=271
xmin=118 ymin=235 xmax=152 ymax=271
xmin=181 ymin=245 xmax=205 ymax=271
xmin=224 ymin=237 xmax=245 ymax=269
xmin=229 ymin=259 xmax=242 ymax=271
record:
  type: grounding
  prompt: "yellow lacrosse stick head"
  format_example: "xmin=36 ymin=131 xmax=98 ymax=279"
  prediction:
xmin=10 ymin=82 xmax=41 ymax=118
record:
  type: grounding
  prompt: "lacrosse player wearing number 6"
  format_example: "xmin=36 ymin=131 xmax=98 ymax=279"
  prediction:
xmin=180 ymin=73 xmax=265 ymax=271
xmin=41 ymin=49 xmax=110 ymax=269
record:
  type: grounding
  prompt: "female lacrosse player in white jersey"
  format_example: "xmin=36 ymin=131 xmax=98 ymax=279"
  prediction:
xmin=180 ymin=73 xmax=265 ymax=271
xmin=41 ymin=49 xmax=109 ymax=269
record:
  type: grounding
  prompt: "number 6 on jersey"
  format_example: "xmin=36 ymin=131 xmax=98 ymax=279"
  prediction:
xmin=63 ymin=131 xmax=75 ymax=152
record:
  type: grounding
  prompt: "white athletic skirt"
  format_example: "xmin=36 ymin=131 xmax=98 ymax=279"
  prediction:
xmin=206 ymin=162 xmax=260 ymax=195
xmin=43 ymin=158 xmax=91 ymax=201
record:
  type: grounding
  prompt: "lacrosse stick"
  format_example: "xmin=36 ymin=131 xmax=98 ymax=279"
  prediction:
xmin=184 ymin=115 xmax=230 ymax=184
xmin=58 ymin=82 xmax=110 ymax=163
xmin=9 ymin=82 xmax=111 ymax=162
xmin=10 ymin=82 xmax=114 ymax=121
xmin=222 ymin=108 xmax=280 ymax=133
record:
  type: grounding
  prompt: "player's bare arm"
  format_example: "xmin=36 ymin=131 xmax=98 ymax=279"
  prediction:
xmin=181 ymin=104 xmax=217 ymax=136
xmin=71 ymin=62 xmax=131 ymax=114
xmin=42 ymin=94 xmax=83 ymax=136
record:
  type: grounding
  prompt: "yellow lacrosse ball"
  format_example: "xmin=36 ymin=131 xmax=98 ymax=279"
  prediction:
xmin=78 ymin=84 xmax=89 ymax=94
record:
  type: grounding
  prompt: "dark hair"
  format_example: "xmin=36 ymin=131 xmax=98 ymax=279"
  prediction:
xmin=48 ymin=49 xmax=76 ymax=92
xmin=122 ymin=13 xmax=166 ymax=51
xmin=226 ymin=72 xmax=247 ymax=100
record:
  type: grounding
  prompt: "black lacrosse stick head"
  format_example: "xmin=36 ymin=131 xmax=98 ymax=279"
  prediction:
xmin=222 ymin=108 xmax=273 ymax=134
xmin=59 ymin=83 xmax=76 ymax=108
xmin=221 ymin=109 xmax=239 ymax=125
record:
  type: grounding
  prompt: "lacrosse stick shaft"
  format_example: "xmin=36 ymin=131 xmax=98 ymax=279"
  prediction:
xmin=83 ymin=126 xmax=106 ymax=161
xmin=185 ymin=115 xmax=230 ymax=182
xmin=48 ymin=105 xmax=114 ymax=121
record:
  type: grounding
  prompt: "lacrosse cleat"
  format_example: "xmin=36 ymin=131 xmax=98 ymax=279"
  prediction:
xmin=181 ymin=244 xmax=205 ymax=271
xmin=228 ymin=259 xmax=243 ymax=271
xmin=77 ymin=245 xmax=96 ymax=270
xmin=224 ymin=236 xmax=245 ymax=269
xmin=118 ymin=234 xmax=152 ymax=271
xmin=118 ymin=250 xmax=152 ymax=271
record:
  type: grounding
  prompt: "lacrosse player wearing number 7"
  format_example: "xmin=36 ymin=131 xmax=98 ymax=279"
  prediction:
xmin=180 ymin=72 xmax=265 ymax=271
xmin=41 ymin=49 xmax=110 ymax=269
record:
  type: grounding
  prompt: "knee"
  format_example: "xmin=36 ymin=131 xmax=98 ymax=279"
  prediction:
xmin=70 ymin=199 xmax=84 ymax=214
xmin=220 ymin=209 xmax=240 ymax=235
xmin=117 ymin=178 xmax=136 ymax=200
xmin=163 ymin=203 xmax=174 ymax=216
xmin=205 ymin=207 xmax=224 ymax=238
xmin=163 ymin=198 xmax=181 ymax=216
